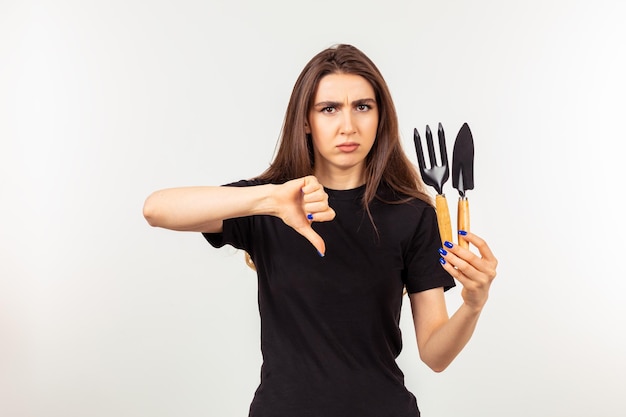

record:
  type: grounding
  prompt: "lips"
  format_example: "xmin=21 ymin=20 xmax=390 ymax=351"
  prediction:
xmin=337 ymin=143 xmax=359 ymax=153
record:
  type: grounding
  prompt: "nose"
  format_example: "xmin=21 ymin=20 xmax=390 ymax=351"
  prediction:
xmin=340 ymin=111 xmax=356 ymax=135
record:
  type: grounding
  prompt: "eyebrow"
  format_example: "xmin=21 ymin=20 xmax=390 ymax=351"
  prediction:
xmin=313 ymin=98 xmax=377 ymax=108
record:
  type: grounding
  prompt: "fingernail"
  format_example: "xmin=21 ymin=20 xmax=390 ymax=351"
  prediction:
xmin=444 ymin=241 xmax=453 ymax=249
xmin=307 ymin=213 xmax=314 ymax=220
xmin=439 ymin=257 xmax=446 ymax=265
xmin=438 ymin=248 xmax=447 ymax=256
xmin=317 ymin=250 xmax=325 ymax=257
xmin=458 ymin=230 xmax=468 ymax=236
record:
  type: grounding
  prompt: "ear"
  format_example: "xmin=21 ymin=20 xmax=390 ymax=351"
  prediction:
xmin=304 ymin=121 xmax=311 ymax=134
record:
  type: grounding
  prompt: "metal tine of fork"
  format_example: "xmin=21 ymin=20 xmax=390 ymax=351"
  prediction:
xmin=413 ymin=128 xmax=427 ymax=173
xmin=425 ymin=125 xmax=438 ymax=168
xmin=437 ymin=122 xmax=449 ymax=168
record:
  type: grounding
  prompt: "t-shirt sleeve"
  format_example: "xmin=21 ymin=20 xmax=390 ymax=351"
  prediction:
xmin=403 ymin=205 xmax=456 ymax=294
xmin=201 ymin=179 xmax=261 ymax=252
xmin=202 ymin=216 xmax=252 ymax=251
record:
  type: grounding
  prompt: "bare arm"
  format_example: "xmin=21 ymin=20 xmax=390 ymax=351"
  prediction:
xmin=410 ymin=288 xmax=482 ymax=372
xmin=143 ymin=184 xmax=277 ymax=233
xmin=142 ymin=176 xmax=336 ymax=255
xmin=410 ymin=232 xmax=498 ymax=372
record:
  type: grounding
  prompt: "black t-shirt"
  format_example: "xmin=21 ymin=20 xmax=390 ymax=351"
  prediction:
xmin=204 ymin=180 xmax=455 ymax=417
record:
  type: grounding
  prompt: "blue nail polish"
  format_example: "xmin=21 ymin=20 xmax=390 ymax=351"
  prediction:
xmin=307 ymin=213 xmax=314 ymax=220
xmin=458 ymin=230 xmax=468 ymax=236
xmin=438 ymin=248 xmax=447 ymax=256
xmin=439 ymin=257 xmax=446 ymax=265
xmin=317 ymin=250 xmax=325 ymax=257
xmin=444 ymin=241 xmax=453 ymax=249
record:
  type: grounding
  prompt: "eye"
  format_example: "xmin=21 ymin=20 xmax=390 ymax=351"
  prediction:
xmin=356 ymin=104 xmax=371 ymax=112
xmin=321 ymin=106 xmax=336 ymax=114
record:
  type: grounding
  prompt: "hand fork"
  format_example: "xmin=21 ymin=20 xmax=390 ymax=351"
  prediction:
xmin=413 ymin=123 xmax=453 ymax=245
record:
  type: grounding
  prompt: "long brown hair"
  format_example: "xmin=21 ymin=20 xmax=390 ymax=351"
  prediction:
xmin=257 ymin=44 xmax=432 ymax=210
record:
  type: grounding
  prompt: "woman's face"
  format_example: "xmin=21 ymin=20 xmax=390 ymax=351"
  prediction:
xmin=306 ymin=73 xmax=378 ymax=186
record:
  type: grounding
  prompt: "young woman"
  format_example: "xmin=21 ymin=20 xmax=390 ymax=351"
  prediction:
xmin=143 ymin=44 xmax=497 ymax=417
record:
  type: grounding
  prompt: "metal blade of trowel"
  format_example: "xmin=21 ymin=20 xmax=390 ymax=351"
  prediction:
xmin=452 ymin=123 xmax=474 ymax=248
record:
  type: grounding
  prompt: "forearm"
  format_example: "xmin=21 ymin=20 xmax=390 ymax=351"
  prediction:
xmin=143 ymin=184 xmax=277 ymax=232
xmin=419 ymin=303 xmax=482 ymax=372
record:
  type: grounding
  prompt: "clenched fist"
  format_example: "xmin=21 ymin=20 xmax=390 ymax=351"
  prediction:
xmin=273 ymin=176 xmax=336 ymax=256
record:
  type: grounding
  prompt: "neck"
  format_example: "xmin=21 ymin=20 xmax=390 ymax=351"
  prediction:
xmin=314 ymin=165 xmax=366 ymax=190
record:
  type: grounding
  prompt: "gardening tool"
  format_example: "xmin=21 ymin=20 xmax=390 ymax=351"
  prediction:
xmin=413 ymin=123 xmax=452 ymax=245
xmin=452 ymin=122 xmax=475 ymax=249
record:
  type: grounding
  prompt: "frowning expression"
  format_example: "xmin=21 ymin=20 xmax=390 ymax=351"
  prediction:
xmin=306 ymin=73 xmax=378 ymax=183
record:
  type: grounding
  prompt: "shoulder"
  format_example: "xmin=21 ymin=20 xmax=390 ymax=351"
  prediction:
xmin=374 ymin=182 xmax=433 ymax=211
xmin=370 ymin=184 xmax=436 ymax=235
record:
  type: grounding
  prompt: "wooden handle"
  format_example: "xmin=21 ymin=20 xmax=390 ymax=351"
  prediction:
xmin=435 ymin=194 xmax=453 ymax=246
xmin=458 ymin=197 xmax=470 ymax=248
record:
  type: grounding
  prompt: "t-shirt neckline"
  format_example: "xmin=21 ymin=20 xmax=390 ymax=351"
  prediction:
xmin=323 ymin=184 xmax=366 ymax=201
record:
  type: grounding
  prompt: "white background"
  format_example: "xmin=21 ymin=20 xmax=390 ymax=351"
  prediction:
xmin=1 ymin=1 xmax=625 ymax=416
